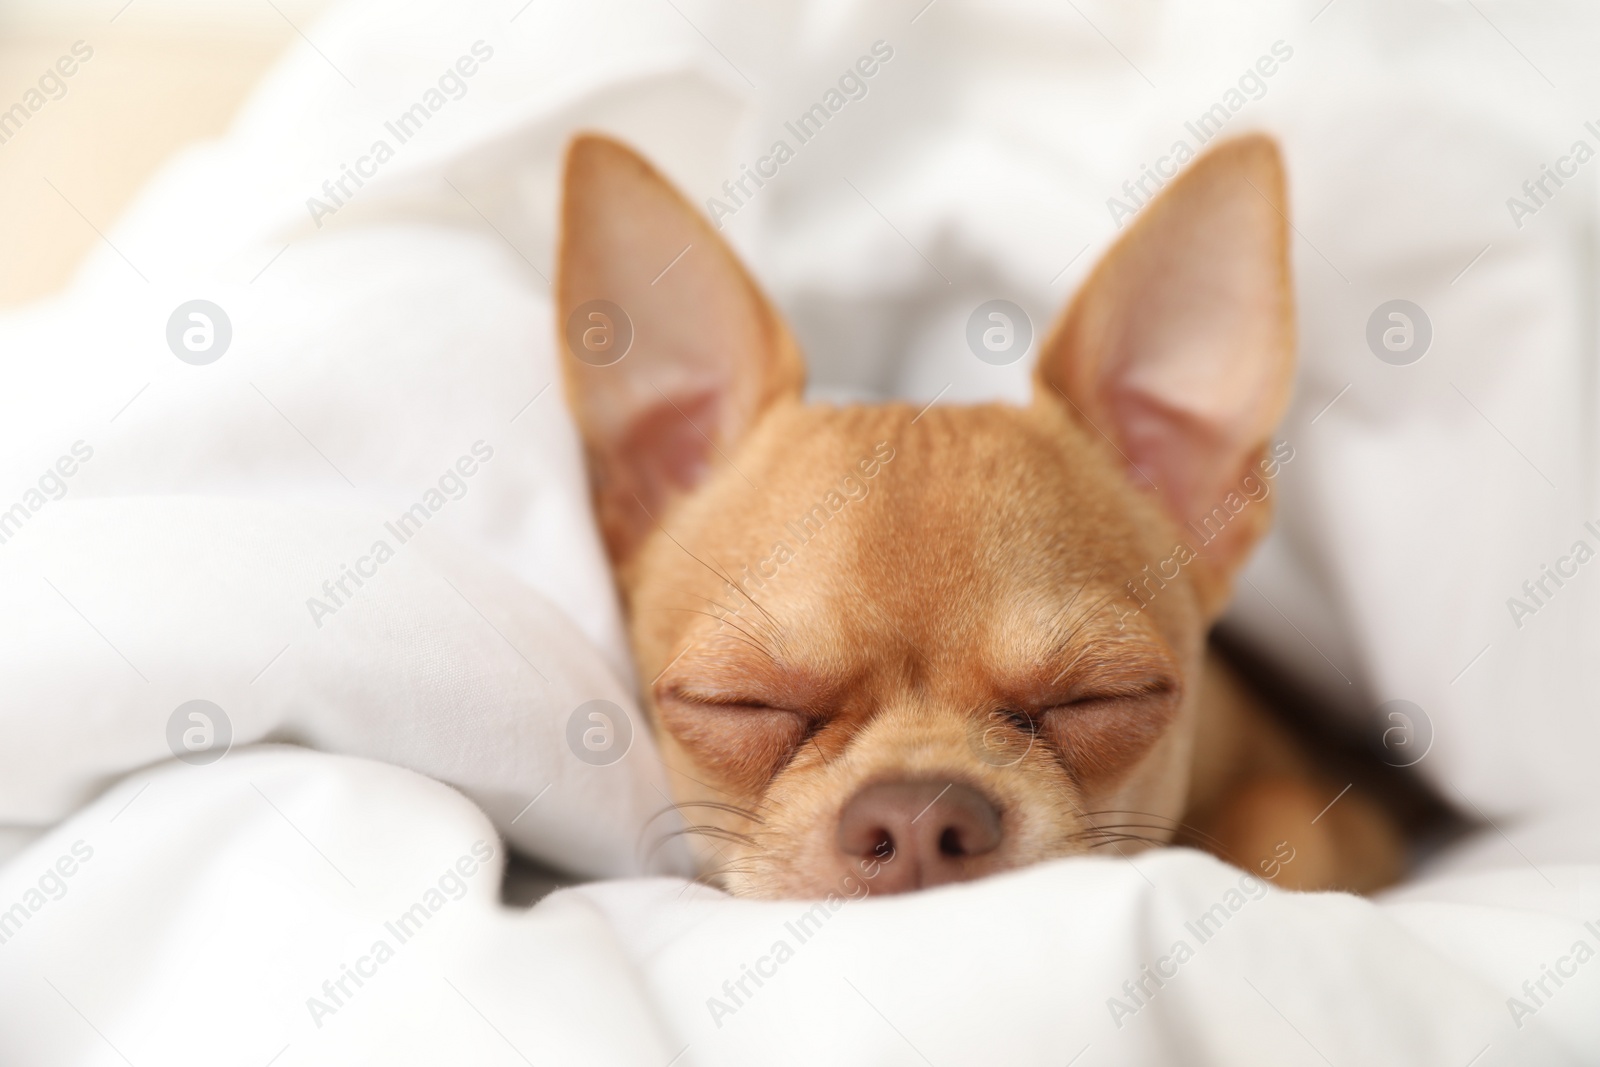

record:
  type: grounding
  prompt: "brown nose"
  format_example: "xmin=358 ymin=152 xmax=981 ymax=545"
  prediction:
xmin=835 ymin=780 xmax=1002 ymax=893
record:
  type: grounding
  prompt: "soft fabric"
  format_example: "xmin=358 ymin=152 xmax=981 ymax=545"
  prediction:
xmin=0 ymin=218 xmax=688 ymax=875
xmin=0 ymin=748 xmax=1593 ymax=1066
xmin=0 ymin=493 xmax=681 ymax=877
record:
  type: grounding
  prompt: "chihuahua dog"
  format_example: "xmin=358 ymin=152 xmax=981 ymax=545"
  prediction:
xmin=556 ymin=132 xmax=1402 ymax=898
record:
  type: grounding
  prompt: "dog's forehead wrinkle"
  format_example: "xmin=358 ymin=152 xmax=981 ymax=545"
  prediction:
xmin=996 ymin=599 xmax=1148 ymax=669
xmin=652 ymin=403 xmax=1196 ymax=708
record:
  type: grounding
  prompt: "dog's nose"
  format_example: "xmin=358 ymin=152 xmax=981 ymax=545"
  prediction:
xmin=835 ymin=780 xmax=1002 ymax=893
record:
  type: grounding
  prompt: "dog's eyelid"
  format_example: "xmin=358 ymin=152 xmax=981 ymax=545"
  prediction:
xmin=1044 ymin=676 xmax=1178 ymax=711
xmin=992 ymin=706 xmax=1037 ymax=731
xmin=660 ymin=689 xmax=802 ymax=714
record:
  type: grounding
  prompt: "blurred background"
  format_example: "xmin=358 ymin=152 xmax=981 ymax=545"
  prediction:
xmin=0 ymin=0 xmax=331 ymax=306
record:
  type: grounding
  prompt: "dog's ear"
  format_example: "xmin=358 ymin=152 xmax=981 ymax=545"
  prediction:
xmin=1036 ymin=134 xmax=1293 ymax=611
xmin=557 ymin=134 xmax=804 ymax=565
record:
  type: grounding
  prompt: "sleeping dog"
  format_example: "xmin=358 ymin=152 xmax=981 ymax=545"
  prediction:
xmin=555 ymin=132 xmax=1402 ymax=898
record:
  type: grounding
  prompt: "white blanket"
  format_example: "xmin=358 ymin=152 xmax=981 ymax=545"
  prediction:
xmin=3 ymin=0 xmax=1599 ymax=1062
xmin=1 ymin=749 xmax=1594 ymax=1065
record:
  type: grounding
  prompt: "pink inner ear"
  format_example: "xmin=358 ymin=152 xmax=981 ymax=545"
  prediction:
xmin=616 ymin=390 xmax=721 ymax=520
xmin=1033 ymin=136 xmax=1290 ymax=597
xmin=1110 ymin=384 xmax=1235 ymax=525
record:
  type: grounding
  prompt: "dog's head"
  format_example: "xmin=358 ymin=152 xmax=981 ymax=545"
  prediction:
xmin=556 ymin=134 xmax=1293 ymax=898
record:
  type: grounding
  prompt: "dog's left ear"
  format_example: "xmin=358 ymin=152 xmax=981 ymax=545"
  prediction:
xmin=557 ymin=134 xmax=805 ymax=567
xmin=1036 ymin=134 xmax=1294 ymax=613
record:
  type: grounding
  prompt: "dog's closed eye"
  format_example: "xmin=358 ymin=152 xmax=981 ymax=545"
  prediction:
xmin=656 ymin=690 xmax=813 ymax=790
xmin=1037 ymin=680 xmax=1180 ymax=784
xmin=994 ymin=707 xmax=1038 ymax=734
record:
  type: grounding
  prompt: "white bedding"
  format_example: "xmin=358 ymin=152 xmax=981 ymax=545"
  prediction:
xmin=1 ymin=749 xmax=1594 ymax=1066
xmin=3 ymin=0 xmax=1599 ymax=1063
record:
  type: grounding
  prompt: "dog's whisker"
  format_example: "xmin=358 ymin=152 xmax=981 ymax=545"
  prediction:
xmin=1046 ymin=587 xmax=1131 ymax=686
xmin=1073 ymin=833 xmax=1165 ymax=850
xmin=1080 ymin=808 xmax=1191 ymax=821
xmin=704 ymin=548 xmax=788 ymax=639
xmin=1079 ymin=809 xmax=1197 ymax=832
xmin=661 ymin=824 xmax=761 ymax=848
xmin=1070 ymin=823 xmax=1165 ymax=839
xmin=656 ymin=758 xmax=746 ymax=802
xmin=659 ymin=535 xmax=787 ymax=650
xmin=1078 ymin=809 xmax=1242 ymax=857
xmin=648 ymin=607 xmax=781 ymax=664
xmin=641 ymin=831 xmax=693 ymax=870
xmin=1083 ymin=834 xmax=1163 ymax=851
xmin=1040 ymin=563 xmax=1105 ymax=657
xmin=680 ymin=606 xmax=780 ymax=659
xmin=649 ymin=584 xmax=758 ymax=620
xmin=1073 ymin=824 xmax=1168 ymax=843
xmin=636 ymin=800 xmax=767 ymax=864
xmin=1073 ymin=823 xmax=1177 ymax=836
xmin=637 ymin=515 xmax=794 ymax=655
xmin=663 ymin=799 xmax=767 ymax=825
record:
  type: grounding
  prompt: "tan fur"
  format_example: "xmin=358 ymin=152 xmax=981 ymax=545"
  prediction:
xmin=556 ymin=132 xmax=1401 ymax=898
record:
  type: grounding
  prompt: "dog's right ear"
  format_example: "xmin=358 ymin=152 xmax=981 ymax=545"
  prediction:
xmin=557 ymin=134 xmax=805 ymax=566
